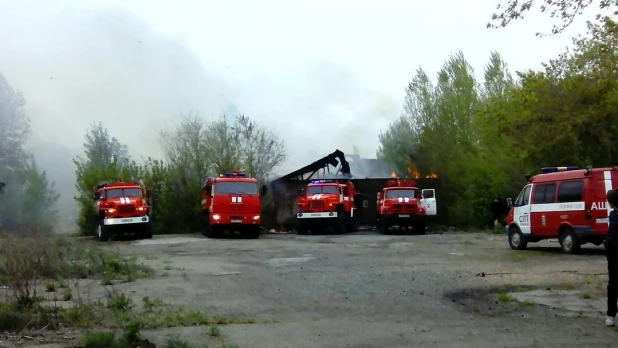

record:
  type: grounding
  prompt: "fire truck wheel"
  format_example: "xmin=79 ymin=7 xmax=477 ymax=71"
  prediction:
xmin=251 ymin=226 xmax=261 ymax=239
xmin=297 ymin=225 xmax=308 ymax=235
xmin=242 ymin=226 xmax=260 ymax=239
xmin=335 ymin=214 xmax=347 ymax=234
xmin=377 ymin=220 xmax=388 ymax=235
xmin=96 ymin=221 xmax=110 ymax=242
xmin=508 ymin=227 xmax=528 ymax=250
xmin=206 ymin=226 xmax=219 ymax=239
xmin=202 ymin=224 xmax=212 ymax=237
xmin=346 ymin=219 xmax=359 ymax=233
xmin=414 ymin=221 xmax=427 ymax=235
xmin=139 ymin=222 xmax=153 ymax=239
xmin=559 ymin=228 xmax=581 ymax=254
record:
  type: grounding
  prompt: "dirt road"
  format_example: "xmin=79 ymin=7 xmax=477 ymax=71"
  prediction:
xmin=80 ymin=230 xmax=615 ymax=348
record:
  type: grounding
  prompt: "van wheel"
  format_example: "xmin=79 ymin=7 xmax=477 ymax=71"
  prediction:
xmin=559 ymin=228 xmax=581 ymax=254
xmin=508 ymin=227 xmax=527 ymax=250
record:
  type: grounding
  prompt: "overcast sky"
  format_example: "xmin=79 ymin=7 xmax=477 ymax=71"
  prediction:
xmin=0 ymin=0 xmax=597 ymax=177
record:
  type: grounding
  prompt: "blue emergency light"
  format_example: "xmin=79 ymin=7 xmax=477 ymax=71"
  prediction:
xmin=222 ymin=171 xmax=246 ymax=178
xmin=310 ymin=179 xmax=335 ymax=184
xmin=541 ymin=166 xmax=579 ymax=174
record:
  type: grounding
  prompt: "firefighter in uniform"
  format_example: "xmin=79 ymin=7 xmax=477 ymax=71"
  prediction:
xmin=604 ymin=189 xmax=618 ymax=327
xmin=490 ymin=196 xmax=504 ymax=227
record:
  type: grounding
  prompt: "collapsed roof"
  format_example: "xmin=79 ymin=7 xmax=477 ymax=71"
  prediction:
xmin=273 ymin=149 xmax=351 ymax=183
xmin=272 ymin=149 xmax=394 ymax=184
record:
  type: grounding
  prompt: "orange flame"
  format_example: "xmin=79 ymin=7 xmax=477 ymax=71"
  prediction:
xmin=407 ymin=164 xmax=438 ymax=179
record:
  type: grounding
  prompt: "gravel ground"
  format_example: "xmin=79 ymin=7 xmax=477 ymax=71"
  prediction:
xmin=91 ymin=231 xmax=615 ymax=348
xmin=8 ymin=230 xmax=618 ymax=348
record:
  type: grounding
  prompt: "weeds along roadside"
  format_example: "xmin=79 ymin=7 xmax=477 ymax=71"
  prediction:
xmin=0 ymin=232 xmax=247 ymax=347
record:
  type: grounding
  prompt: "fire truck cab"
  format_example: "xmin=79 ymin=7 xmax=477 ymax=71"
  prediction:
xmin=506 ymin=166 xmax=618 ymax=254
xmin=376 ymin=178 xmax=436 ymax=234
xmin=92 ymin=180 xmax=152 ymax=242
xmin=201 ymin=171 xmax=267 ymax=239
xmin=295 ymin=179 xmax=360 ymax=235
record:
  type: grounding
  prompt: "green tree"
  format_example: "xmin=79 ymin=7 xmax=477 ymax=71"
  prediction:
xmin=0 ymin=72 xmax=58 ymax=233
xmin=73 ymin=122 xmax=136 ymax=235
xmin=154 ymin=112 xmax=287 ymax=234
xmin=488 ymin=0 xmax=616 ymax=36
xmin=378 ymin=51 xmax=518 ymax=226
xmin=235 ymin=114 xmax=286 ymax=184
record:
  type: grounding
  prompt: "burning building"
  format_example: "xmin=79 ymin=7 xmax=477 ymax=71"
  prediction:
xmin=267 ymin=149 xmax=439 ymax=229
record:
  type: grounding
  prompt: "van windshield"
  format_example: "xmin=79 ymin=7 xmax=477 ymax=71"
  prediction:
xmin=215 ymin=182 xmax=258 ymax=195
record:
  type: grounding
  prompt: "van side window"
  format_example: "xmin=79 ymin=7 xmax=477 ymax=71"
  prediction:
xmin=557 ymin=180 xmax=584 ymax=203
xmin=532 ymin=183 xmax=556 ymax=204
xmin=522 ymin=185 xmax=532 ymax=205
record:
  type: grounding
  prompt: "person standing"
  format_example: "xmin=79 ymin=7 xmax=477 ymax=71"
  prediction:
xmin=490 ymin=196 xmax=504 ymax=227
xmin=604 ymin=189 xmax=618 ymax=326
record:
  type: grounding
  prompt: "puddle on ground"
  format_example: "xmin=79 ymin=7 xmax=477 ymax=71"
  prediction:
xmin=132 ymin=237 xmax=206 ymax=246
xmin=265 ymin=256 xmax=315 ymax=266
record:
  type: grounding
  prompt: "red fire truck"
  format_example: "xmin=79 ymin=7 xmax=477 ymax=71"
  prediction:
xmin=201 ymin=170 xmax=267 ymax=239
xmin=375 ymin=178 xmax=436 ymax=234
xmin=295 ymin=179 xmax=360 ymax=235
xmin=92 ymin=179 xmax=152 ymax=242
xmin=506 ymin=166 xmax=618 ymax=254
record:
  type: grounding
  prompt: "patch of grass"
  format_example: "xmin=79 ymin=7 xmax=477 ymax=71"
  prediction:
xmin=522 ymin=300 xmax=535 ymax=307
xmin=45 ymin=281 xmax=56 ymax=292
xmin=163 ymin=335 xmax=210 ymax=348
xmin=79 ymin=330 xmax=117 ymax=348
xmin=554 ymin=283 xmax=578 ymax=291
xmin=497 ymin=284 xmax=527 ymax=293
xmin=164 ymin=265 xmax=172 ymax=271
xmin=487 ymin=225 xmax=504 ymax=235
xmin=0 ymin=234 xmax=154 ymax=301
xmin=209 ymin=326 xmax=221 ymax=337
xmin=0 ymin=234 xmax=255 ymax=346
xmin=496 ymin=292 xmax=515 ymax=302
xmin=62 ymin=288 xmax=73 ymax=301
xmin=582 ymin=292 xmax=591 ymax=299
xmin=79 ymin=320 xmax=154 ymax=348
xmin=0 ymin=234 xmax=154 ymax=332
xmin=507 ymin=251 xmax=535 ymax=262
xmin=106 ymin=295 xmax=256 ymax=329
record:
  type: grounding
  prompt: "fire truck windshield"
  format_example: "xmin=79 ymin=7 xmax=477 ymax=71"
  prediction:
xmin=385 ymin=189 xmax=416 ymax=199
xmin=215 ymin=182 xmax=258 ymax=195
xmin=106 ymin=188 xmax=143 ymax=198
xmin=306 ymin=185 xmax=339 ymax=195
